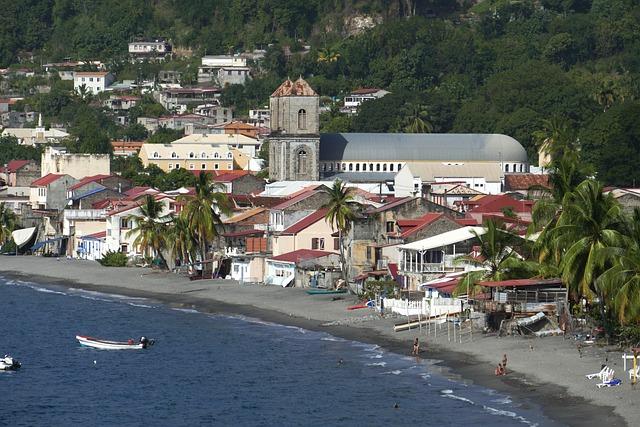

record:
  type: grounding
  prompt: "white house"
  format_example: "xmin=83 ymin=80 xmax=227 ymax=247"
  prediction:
xmin=105 ymin=195 xmax=176 ymax=257
xmin=128 ymin=38 xmax=172 ymax=61
xmin=343 ymin=88 xmax=390 ymax=114
xmin=74 ymin=71 xmax=114 ymax=95
xmin=197 ymin=55 xmax=251 ymax=86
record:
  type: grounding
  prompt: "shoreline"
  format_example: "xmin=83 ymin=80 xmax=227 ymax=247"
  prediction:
xmin=0 ymin=257 xmax=631 ymax=426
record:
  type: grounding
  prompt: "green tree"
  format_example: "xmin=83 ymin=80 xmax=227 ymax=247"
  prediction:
xmin=549 ymin=179 xmax=626 ymax=338
xmin=0 ymin=202 xmax=17 ymax=246
xmin=126 ymin=195 xmax=171 ymax=268
xmin=168 ymin=214 xmax=197 ymax=268
xmin=178 ymin=172 xmax=231 ymax=271
xmin=321 ymin=180 xmax=358 ymax=283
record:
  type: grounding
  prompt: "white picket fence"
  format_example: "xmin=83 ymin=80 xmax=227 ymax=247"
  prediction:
xmin=384 ymin=297 xmax=464 ymax=318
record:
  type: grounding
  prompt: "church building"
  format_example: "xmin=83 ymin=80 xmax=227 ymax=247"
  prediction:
xmin=268 ymin=78 xmax=529 ymax=188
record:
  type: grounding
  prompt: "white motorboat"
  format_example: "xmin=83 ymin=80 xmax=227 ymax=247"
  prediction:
xmin=0 ymin=355 xmax=21 ymax=371
xmin=76 ymin=335 xmax=154 ymax=350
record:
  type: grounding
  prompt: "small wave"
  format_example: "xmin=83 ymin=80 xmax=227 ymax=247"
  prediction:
xmin=127 ymin=303 xmax=155 ymax=309
xmin=368 ymin=353 xmax=383 ymax=359
xmin=25 ymin=286 xmax=67 ymax=296
xmin=483 ymin=406 xmax=537 ymax=426
xmin=420 ymin=373 xmax=431 ymax=380
xmin=366 ymin=362 xmax=387 ymax=367
xmin=441 ymin=392 xmax=474 ymax=405
xmin=441 ymin=389 xmax=453 ymax=394
xmin=491 ymin=396 xmax=512 ymax=405
xmin=321 ymin=337 xmax=345 ymax=342
xmin=172 ymin=308 xmax=200 ymax=314
xmin=382 ymin=370 xmax=402 ymax=375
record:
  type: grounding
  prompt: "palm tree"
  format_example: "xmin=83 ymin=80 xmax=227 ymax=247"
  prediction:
xmin=317 ymin=47 xmax=340 ymax=64
xmin=0 ymin=202 xmax=17 ymax=246
xmin=454 ymin=219 xmax=540 ymax=296
xmin=596 ymin=209 xmax=640 ymax=325
xmin=126 ymin=195 xmax=171 ymax=267
xmin=321 ymin=180 xmax=358 ymax=284
xmin=403 ymin=104 xmax=433 ymax=133
xmin=178 ymin=172 xmax=231 ymax=272
xmin=169 ymin=214 xmax=197 ymax=270
xmin=549 ymin=179 xmax=626 ymax=338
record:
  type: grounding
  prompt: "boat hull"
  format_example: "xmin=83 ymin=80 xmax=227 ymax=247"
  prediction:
xmin=76 ymin=335 xmax=144 ymax=350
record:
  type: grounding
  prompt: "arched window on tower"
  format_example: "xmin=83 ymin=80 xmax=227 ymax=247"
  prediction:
xmin=296 ymin=149 xmax=308 ymax=175
xmin=298 ymin=109 xmax=307 ymax=130
xmin=505 ymin=164 xmax=510 ymax=172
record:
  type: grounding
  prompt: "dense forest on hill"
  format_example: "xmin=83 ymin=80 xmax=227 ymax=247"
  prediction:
xmin=2 ymin=0 xmax=640 ymax=184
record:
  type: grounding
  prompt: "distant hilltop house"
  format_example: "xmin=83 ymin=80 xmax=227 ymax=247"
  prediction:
xmin=197 ymin=55 xmax=251 ymax=86
xmin=248 ymin=108 xmax=270 ymax=128
xmin=128 ymin=37 xmax=172 ymax=61
xmin=73 ymin=71 xmax=115 ymax=95
xmin=154 ymin=87 xmax=221 ymax=113
xmin=1 ymin=114 xmax=69 ymax=146
xmin=342 ymin=88 xmax=390 ymax=114
xmin=267 ymin=77 xmax=529 ymax=194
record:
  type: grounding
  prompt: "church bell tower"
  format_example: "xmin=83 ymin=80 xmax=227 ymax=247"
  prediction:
xmin=268 ymin=77 xmax=320 ymax=181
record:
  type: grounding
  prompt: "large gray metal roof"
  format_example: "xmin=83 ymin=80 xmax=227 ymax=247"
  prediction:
xmin=319 ymin=133 xmax=528 ymax=162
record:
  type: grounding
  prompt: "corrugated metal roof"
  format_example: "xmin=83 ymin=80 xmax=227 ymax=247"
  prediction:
xmin=319 ymin=133 xmax=527 ymax=162
xmin=477 ymin=278 xmax=563 ymax=288
xmin=271 ymin=190 xmax=317 ymax=210
xmin=400 ymin=226 xmax=486 ymax=251
xmin=6 ymin=160 xmax=31 ymax=172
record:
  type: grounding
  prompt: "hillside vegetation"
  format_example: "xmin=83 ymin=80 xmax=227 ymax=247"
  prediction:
xmin=3 ymin=0 xmax=640 ymax=185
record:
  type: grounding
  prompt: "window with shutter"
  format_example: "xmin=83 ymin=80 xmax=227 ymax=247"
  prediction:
xmin=333 ymin=238 xmax=339 ymax=250
xmin=311 ymin=238 xmax=318 ymax=249
xmin=319 ymin=238 xmax=325 ymax=250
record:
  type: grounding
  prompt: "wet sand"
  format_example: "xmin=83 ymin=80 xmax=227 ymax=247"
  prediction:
xmin=0 ymin=256 xmax=633 ymax=426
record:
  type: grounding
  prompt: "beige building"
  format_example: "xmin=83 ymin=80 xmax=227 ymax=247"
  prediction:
xmin=139 ymin=143 xmax=234 ymax=172
xmin=171 ymin=133 xmax=261 ymax=158
xmin=41 ymin=146 xmax=110 ymax=179
xmin=271 ymin=209 xmax=339 ymax=257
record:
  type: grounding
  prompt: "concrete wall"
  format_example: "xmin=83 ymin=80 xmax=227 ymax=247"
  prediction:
xmin=10 ymin=161 xmax=40 ymax=187
xmin=42 ymin=148 xmax=110 ymax=179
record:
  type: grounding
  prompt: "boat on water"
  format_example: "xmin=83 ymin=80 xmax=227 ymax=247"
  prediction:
xmin=76 ymin=335 xmax=154 ymax=350
xmin=0 ymin=355 xmax=21 ymax=371
xmin=306 ymin=288 xmax=347 ymax=295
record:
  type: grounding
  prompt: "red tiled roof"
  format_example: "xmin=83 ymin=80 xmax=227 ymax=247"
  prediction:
xmin=269 ymin=249 xmax=335 ymax=264
xmin=6 ymin=160 xmax=31 ymax=172
xmin=124 ymin=186 xmax=152 ymax=197
xmin=86 ymin=231 xmax=107 ymax=239
xmin=68 ymin=174 xmax=112 ymax=191
xmin=271 ymin=190 xmax=317 ymax=210
xmin=281 ymin=209 xmax=329 ymax=235
xmin=213 ymin=171 xmax=251 ymax=182
xmin=456 ymin=218 xmax=479 ymax=226
xmin=477 ymin=278 xmax=563 ymax=288
xmin=398 ymin=213 xmax=445 ymax=239
xmin=464 ymin=195 xmax=533 ymax=214
xmin=504 ymin=174 xmax=551 ymax=191
xmin=31 ymin=174 xmax=66 ymax=186
xmin=350 ymin=88 xmax=383 ymax=95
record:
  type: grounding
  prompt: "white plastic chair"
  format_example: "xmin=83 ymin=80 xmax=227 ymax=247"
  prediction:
xmin=586 ymin=366 xmax=611 ymax=380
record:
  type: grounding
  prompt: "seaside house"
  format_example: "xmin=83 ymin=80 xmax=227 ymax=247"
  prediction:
xmin=473 ymin=278 xmax=568 ymax=332
xmin=271 ymin=208 xmax=339 ymax=257
xmin=265 ymin=249 xmax=341 ymax=288
xmin=30 ymin=174 xmax=78 ymax=211
xmin=349 ymin=196 xmax=463 ymax=279
xmin=397 ymin=226 xmax=487 ymax=290
xmin=76 ymin=230 xmax=108 ymax=260
xmin=105 ymin=194 xmax=176 ymax=258
xmin=5 ymin=160 xmax=40 ymax=187
xmin=268 ymin=188 xmax=331 ymax=233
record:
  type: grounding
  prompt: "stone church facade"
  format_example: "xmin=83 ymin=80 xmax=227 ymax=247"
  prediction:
xmin=268 ymin=78 xmax=320 ymax=181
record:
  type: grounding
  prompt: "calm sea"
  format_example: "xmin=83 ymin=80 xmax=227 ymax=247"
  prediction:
xmin=0 ymin=276 xmax=560 ymax=426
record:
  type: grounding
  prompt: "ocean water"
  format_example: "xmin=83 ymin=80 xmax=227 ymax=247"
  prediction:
xmin=0 ymin=276 xmax=561 ymax=426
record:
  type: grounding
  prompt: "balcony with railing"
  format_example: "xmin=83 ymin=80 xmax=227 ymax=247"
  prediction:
xmin=400 ymin=254 xmax=459 ymax=274
xmin=64 ymin=209 xmax=107 ymax=220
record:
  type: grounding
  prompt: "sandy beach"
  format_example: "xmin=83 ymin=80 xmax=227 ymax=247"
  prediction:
xmin=1 ymin=256 xmax=635 ymax=426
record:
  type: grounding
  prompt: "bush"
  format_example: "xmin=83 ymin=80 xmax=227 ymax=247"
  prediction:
xmin=362 ymin=280 xmax=398 ymax=300
xmin=97 ymin=250 xmax=128 ymax=267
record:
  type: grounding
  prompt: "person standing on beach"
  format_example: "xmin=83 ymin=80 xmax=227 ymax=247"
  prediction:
xmin=502 ymin=354 xmax=508 ymax=370
xmin=412 ymin=338 xmax=420 ymax=356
